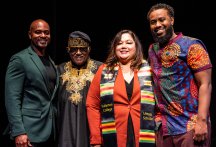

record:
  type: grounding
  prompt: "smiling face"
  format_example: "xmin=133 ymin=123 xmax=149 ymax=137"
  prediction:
xmin=149 ymin=8 xmax=174 ymax=45
xmin=115 ymin=33 xmax=136 ymax=64
xmin=68 ymin=46 xmax=90 ymax=68
xmin=67 ymin=37 xmax=90 ymax=68
xmin=28 ymin=20 xmax=51 ymax=50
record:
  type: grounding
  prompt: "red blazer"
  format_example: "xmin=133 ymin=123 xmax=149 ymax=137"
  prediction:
xmin=86 ymin=64 xmax=142 ymax=147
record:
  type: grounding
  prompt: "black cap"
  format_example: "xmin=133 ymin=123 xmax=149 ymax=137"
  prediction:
xmin=69 ymin=31 xmax=91 ymax=43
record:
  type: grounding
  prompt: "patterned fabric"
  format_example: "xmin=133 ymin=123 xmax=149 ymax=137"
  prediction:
xmin=57 ymin=59 xmax=102 ymax=147
xmin=100 ymin=60 xmax=155 ymax=147
xmin=148 ymin=33 xmax=212 ymax=136
xmin=60 ymin=59 xmax=97 ymax=104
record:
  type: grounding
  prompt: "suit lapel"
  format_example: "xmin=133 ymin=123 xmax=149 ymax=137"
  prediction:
xmin=27 ymin=47 xmax=51 ymax=96
xmin=48 ymin=56 xmax=59 ymax=100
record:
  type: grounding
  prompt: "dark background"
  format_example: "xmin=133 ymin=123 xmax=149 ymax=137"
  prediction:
xmin=1 ymin=0 xmax=215 ymax=146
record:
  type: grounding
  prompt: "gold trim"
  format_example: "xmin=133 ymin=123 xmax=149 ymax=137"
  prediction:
xmin=61 ymin=60 xmax=96 ymax=104
xmin=68 ymin=38 xmax=89 ymax=47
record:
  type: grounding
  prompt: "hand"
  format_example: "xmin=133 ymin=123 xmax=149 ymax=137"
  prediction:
xmin=15 ymin=134 xmax=32 ymax=147
xmin=193 ymin=120 xmax=208 ymax=142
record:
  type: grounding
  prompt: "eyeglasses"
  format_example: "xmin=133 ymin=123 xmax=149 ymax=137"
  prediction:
xmin=67 ymin=47 xmax=89 ymax=54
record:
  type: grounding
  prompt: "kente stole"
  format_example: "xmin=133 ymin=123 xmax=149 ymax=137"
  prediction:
xmin=100 ymin=60 xmax=155 ymax=147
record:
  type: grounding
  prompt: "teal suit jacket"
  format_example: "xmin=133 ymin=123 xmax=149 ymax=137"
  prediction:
xmin=5 ymin=46 xmax=59 ymax=143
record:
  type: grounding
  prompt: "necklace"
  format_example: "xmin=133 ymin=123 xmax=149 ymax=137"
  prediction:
xmin=61 ymin=60 xmax=96 ymax=104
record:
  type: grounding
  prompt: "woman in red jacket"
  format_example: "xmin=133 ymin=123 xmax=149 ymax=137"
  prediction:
xmin=86 ymin=29 xmax=155 ymax=147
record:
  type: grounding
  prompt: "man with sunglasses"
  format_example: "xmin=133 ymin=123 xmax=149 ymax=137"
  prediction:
xmin=57 ymin=31 xmax=102 ymax=147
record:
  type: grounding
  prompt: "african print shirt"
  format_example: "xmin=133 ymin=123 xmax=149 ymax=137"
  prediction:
xmin=148 ymin=33 xmax=212 ymax=136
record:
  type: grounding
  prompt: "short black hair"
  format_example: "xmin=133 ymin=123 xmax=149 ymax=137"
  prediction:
xmin=147 ymin=3 xmax=174 ymax=20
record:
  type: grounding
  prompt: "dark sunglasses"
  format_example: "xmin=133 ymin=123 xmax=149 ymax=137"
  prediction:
xmin=67 ymin=47 xmax=89 ymax=54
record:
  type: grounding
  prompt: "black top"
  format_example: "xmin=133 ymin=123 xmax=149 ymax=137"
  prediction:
xmin=125 ymin=77 xmax=135 ymax=147
xmin=39 ymin=55 xmax=56 ymax=94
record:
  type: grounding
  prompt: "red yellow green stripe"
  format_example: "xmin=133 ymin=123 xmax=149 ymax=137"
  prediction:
xmin=139 ymin=130 xmax=155 ymax=143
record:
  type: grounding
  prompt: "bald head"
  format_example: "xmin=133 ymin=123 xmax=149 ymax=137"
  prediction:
xmin=29 ymin=19 xmax=50 ymax=32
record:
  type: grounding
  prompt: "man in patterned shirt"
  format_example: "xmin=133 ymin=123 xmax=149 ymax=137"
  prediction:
xmin=147 ymin=3 xmax=212 ymax=147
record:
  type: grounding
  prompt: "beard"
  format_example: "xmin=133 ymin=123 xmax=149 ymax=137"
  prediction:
xmin=151 ymin=25 xmax=173 ymax=46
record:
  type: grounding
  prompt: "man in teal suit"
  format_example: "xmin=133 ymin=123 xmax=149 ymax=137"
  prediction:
xmin=5 ymin=19 xmax=59 ymax=147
